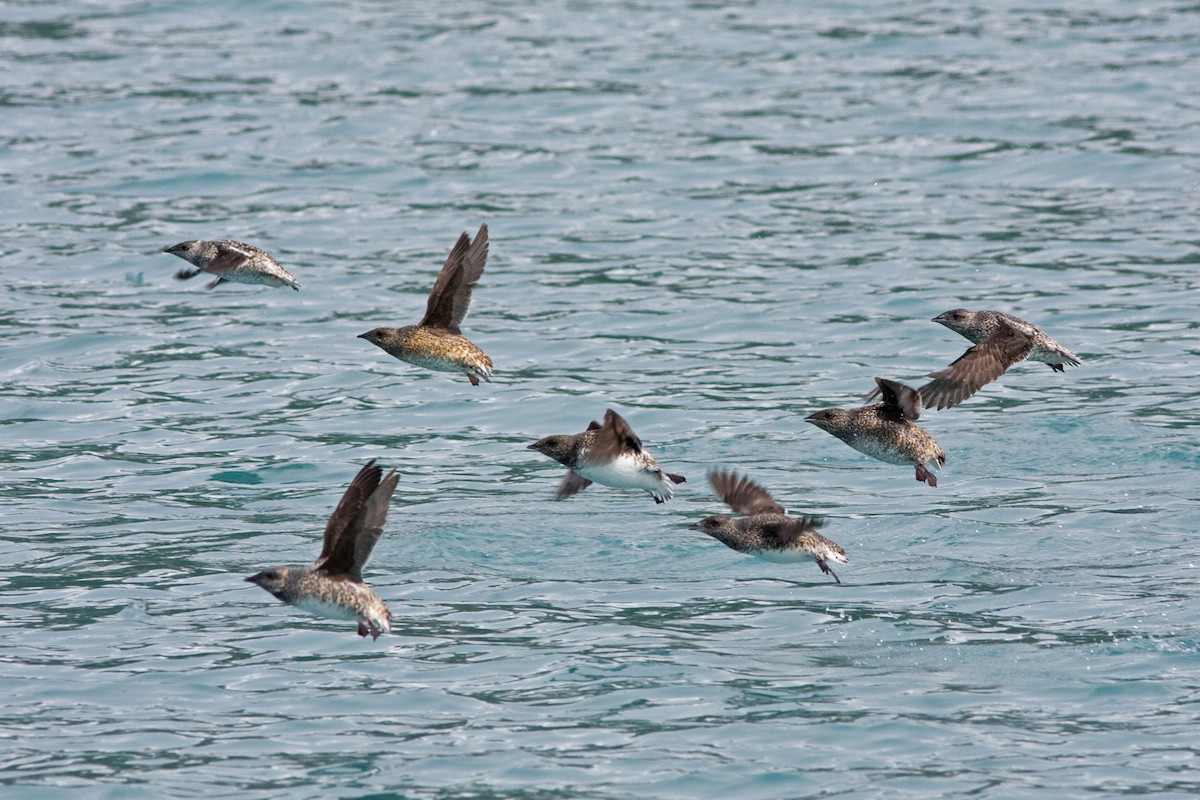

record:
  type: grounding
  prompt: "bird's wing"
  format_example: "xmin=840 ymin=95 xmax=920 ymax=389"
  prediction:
xmin=348 ymin=469 xmax=399 ymax=580
xmin=874 ymin=377 xmax=923 ymax=422
xmin=204 ymin=244 xmax=253 ymax=274
xmin=582 ymin=409 xmax=644 ymax=465
xmin=447 ymin=224 xmax=488 ymax=332
xmin=707 ymin=469 xmax=785 ymax=515
xmin=919 ymin=321 xmax=1035 ymax=411
xmin=418 ymin=232 xmax=472 ymax=330
xmin=421 ymin=225 xmax=487 ymax=332
xmin=555 ymin=470 xmax=593 ymax=499
xmin=759 ymin=517 xmax=823 ymax=548
xmin=315 ymin=460 xmax=382 ymax=579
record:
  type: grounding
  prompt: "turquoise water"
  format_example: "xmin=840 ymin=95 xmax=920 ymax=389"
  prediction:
xmin=3 ymin=1 xmax=1199 ymax=797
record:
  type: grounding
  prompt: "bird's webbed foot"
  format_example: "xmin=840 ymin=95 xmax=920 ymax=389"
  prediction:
xmin=915 ymin=465 xmax=938 ymax=487
xmin=816 ymin=559 xmax=841 ymax=584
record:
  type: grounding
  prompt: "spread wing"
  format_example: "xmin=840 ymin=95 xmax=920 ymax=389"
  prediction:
xmin=919 ymin=321 xmax=1035 ymax=411
xmin=760 ymin=515 xmax=823 ymax=549
xmin=315 ymin=460 xmax=383 ymax=579
xmin=555 ymin=469 xmax=594 ymax=499
xmin=349 ymin=469 xmax=399 ymax=579
xmin=583 ymin=408 xmax=643 ymax=466
xmin=419 ymin=224 xmax=488 ymax=332
xmin=874 ymin=377 xmax=922 ymax=422
xmin=204 ymin=244 xmax=253 ymax=274
xmin=449 ymin=224 xmax=488 ymax=331
xmin=707 ymin=469 xmax=785 ymax=516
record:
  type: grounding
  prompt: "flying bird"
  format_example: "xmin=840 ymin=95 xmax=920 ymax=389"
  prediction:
xmin=807 ymin=377 xmax=946 ymax=487
xmin=359 ymin=224 xmax=494 ymax=385
xmin=918 ymin=318 xmax=1037 ymax=410
xmin=932 ymin=308 xmax=1081 ymax=373
xmin=868 ymin=310 xmax=1081 ymax=410
xmin=162 ymin=239 xmax=300 ymax=290
xmin=528 ymin=409 xmax=686 ymax=503
xmin=245 ymin=460 xmax=399 ymax=639
xmin=692 ymin=468 xmax=847 ymax=583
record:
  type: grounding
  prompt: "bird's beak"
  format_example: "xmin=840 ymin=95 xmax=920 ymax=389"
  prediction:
xmin=244 ymin=574 xmax=259 ymax=584
xmin=687 ymin=520 xmax=704 ymax=530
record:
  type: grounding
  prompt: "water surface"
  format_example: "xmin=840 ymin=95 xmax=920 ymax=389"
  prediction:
xmin=2 ymin=1 xmax=1199 ymax=797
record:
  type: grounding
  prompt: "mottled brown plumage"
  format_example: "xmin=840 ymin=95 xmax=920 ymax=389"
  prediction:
xmin=919 ymin=319 xmax=1036 ymax=410
xmin=692 ymin=469 xmax=847 ymax=582
xmin=868 ymin=309 xmax=1080 ymax=409
xmin=807 ymin=378 xmax=946 ymax=487
xmin=932 ymin=308 xmax=1080 ymax=373
xmin=162 ymin=239 xmax=300 ymax=290
xmin=528 ymin=409 xmax=686 ymax=503
xmin=359 ymin=225 xmax=493 ymax=385
xmin=245 ymin=460 xmax=399 ymax=640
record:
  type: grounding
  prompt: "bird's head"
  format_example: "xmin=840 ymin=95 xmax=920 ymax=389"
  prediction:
xmin=932 ymin=308 xmax=973 ymax=333
xmin=357 ymin=328 xmax=397 ymax=348
xmin=804 ymin=408 xmax=851 ymax=433
xmin=245 ymin=567 xmax=291 ymax=600
xmin=527 ymin=435 xmax=572 ymax=464
xmin=163 ymin=241 xmax=201 ymax=258
xmin=690 ymin=514 xmax=733 ymax=534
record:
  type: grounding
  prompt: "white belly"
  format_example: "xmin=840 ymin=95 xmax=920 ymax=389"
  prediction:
xmin=294 ymin=596 xmax=361 ymax=622
xmin=578 ymin=455 xmax=670 ymax=496
xmin=751 ymin=548 xmax=812 ymax=564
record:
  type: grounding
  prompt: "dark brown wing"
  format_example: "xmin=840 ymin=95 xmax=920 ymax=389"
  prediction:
xmin=874 ymin=377 xmax=922 ymax=422
xmin=418 ymin=232 xmax=472 ymax=330
xmin=919 ymin=321 xmax=1035 ymax=410
xmin=314 ymin=461 xmax=382 ymax=578
xmin=582 ymin=409 xmax=644 ymax=467
xmin=418 ymin=224 xmax=487 ymax=333
xmin=205 ymin=244 xmax=252 ymax=275
xmin=555 ymin=470 xmax=593 ymax=499
xmin=707 ymin=469 xmax=785 ymax=516
xmin=447 ymin=223 xmax=488 ymax=332
xmin=760 ymin=515 xmax=823 ymax=548
xmin=348 ymin=469 xmax=399 ymax=580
